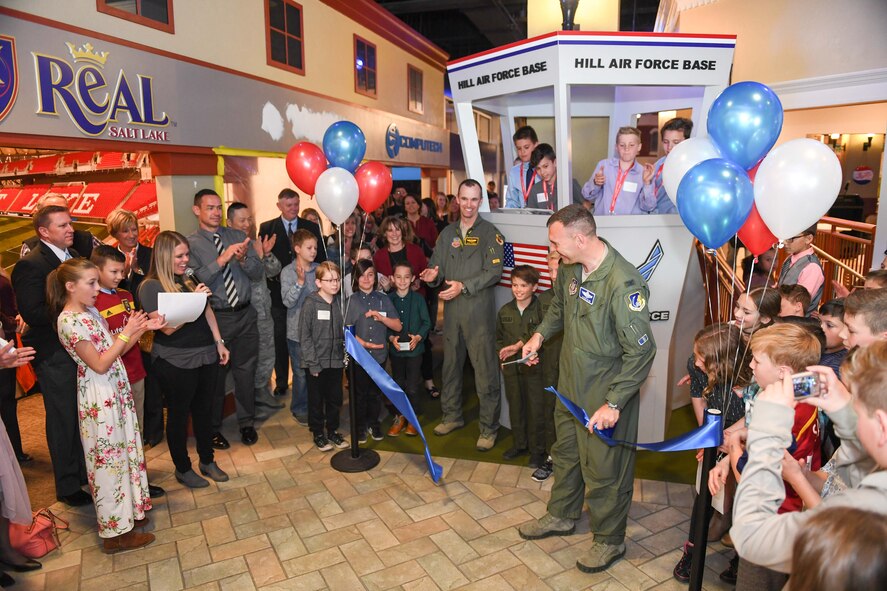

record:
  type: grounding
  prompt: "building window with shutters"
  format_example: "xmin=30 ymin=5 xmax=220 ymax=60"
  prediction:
xmin=354 ymin=36 xmax=377 ymax=98
xmin=408 ymin=65 xmax=423 ymax=114
xmin=97 ymin=0 xmax=175 ymax=33
xmin=266 ymin=0 xmax=305 ymax=75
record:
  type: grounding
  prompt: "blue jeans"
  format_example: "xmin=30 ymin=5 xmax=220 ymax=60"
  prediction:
xmin=286 ymin=339 xmax=308 ymax=417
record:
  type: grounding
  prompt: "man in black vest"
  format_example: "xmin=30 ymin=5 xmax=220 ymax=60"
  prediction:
xmin=12 ymin=206 xmax=90 ymax=506
xmin=257 ymin=188 xmax=326 ymax=402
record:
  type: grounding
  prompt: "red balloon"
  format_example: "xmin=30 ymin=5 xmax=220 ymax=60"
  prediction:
xmin=747 ymin=161 xmax=761 ymax=183
xmin=286 ymin=142 xmax=328 ymax=195
xmin=738 ymin=203 xmax=777 ymax=256
xmin=354 ymin=161 xmax=393 ymax=212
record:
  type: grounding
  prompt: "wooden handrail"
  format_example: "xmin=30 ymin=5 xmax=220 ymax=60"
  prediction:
xmin=812 ymin=244 xmax=866 ymax=282
xmin=819 ymin=216 xmax=876 ymax=233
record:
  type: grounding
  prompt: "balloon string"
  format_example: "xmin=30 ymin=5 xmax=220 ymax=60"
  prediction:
xmin=343 ymin=210 xmax=370 ymax=324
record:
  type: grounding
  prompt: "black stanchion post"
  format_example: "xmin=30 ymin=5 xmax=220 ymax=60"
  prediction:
xmin=689 ymin=408 xmax=721 ymax=591
xmin=331 ymin=328 xmax=380 ymax=473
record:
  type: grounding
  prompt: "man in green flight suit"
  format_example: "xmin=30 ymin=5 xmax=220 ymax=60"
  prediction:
xmin=518 ymin=204 xmax=656 ymax=574
xmin=419 ymin=179 xmax=505 ymax=451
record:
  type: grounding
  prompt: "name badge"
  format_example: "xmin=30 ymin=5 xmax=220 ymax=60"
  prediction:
xmin=536 ymin=192 xmax=547 ymax=203
xmin=623 ymin=181 xmax=638 ymax=193
xmin=317 ymin=310 xmax=330 ymax=320
xmin=464 ymin=237 xmax=479 ymax=246
xmin=579 ymin=287 xmax=596 ymax=306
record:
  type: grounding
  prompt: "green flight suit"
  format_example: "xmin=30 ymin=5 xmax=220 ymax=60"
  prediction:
xmin=496 ymin=296 xmax=545 ymax=455
xmin=427 ymin=217 xmax=505 ymax=437
xmin=537 ymin=288 xmax=561 ymax=453
xmin=535 ymin=237 xmax=656 ymax=545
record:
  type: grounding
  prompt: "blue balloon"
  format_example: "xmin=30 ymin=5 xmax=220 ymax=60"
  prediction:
xmin=322 ymin=121 xmax=367 ymax=173
xmin=707 ymin=82 xmax=783 ymax=170
xmin=677 ymin=158 xmax=754 ymax=250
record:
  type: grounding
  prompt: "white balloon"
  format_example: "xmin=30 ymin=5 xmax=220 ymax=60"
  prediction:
xmin=753 ymin=139 xmax=842 ymax=241
xmin=662 ymin=137 xmax=722 ymax=206
xmin=314 ymin=167 xmax=359 ymax=225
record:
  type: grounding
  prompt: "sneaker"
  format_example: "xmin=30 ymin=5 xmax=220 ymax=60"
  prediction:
xmin=328 ymin=432 xmax=349 ymax=449
xmin=314 ymin=434 xmax=333 ymax=452
xmin=292 ymin=413 xmax=309 ymax=426
xmin=502 ymin=446 xmax=528 ymax=460
xmin=518 ymin=513 xmax=576 ymax=540
xmin=404 ymin=423 xmax=418 ymax=436
xmin=357 ymin=430 xmax=368 ymax=444
xmin=531 ymin=456 xmax=554 ymax=482
xmin=433 ymin=421 xmax=464 ymax=436
xmin=576 ymin=541 xmax=626 ymax=573
xmin=370 ymin=425 xmax=384 ymax=441
xmin=387 ymin=415 xmax=406 ymax=437
xmin=673 ymin=541 xmax=693 ymax=583
xmin=720 ymin=554 xmax=739 ymax=585
xmin=211 ymin=432 xmax=230 ymax=450
xmin=476 ymin=433 xmax=497 ymax=452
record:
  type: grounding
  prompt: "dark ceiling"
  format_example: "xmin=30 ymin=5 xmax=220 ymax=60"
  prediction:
xmin=375 ymin=0 xmax=660 ymax=61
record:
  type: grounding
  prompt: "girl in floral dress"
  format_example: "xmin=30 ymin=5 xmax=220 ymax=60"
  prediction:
xmin=48 ymin=258 xmax=165 ymax=554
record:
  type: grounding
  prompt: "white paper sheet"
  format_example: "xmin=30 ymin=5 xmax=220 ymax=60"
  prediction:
xmin=158 ymin=292 xmax=207 ymax=327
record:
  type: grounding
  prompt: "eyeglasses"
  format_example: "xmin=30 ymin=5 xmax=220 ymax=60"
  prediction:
xmin=320 ymin=278 xmax=341 ymax=283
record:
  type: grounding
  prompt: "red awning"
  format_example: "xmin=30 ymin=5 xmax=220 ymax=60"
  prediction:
xmin=0 ymin=188 xmax=21 ymax=213
xmin=96 ymin=152 xmax=133 ymax=170
xmin=5 ymin=185 xmax=52 ymax=214
xmin=59 ymin=151 xmax=97 ymax=172
xmin=28 ymin=155 xmax=62 ymax=175
xmin=121 ymin=183 xmax=157 ymax=219
xmin=69 ymin=181 xmax=138 ymax=220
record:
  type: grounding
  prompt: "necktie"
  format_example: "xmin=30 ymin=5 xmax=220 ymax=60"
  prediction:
xmin=286 ymin=221 xmax=294 ymax=238
xmin=525 ymin=163 xmax=534 ymax=187
xmin=212 ymin=233 xmax=240 ymax=307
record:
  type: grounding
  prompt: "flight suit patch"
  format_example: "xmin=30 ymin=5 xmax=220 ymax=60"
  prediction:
xmin=492 ymin=258 xmax=501 ymax=264
xmin=451 ymin=237 xmax=462 ymax=248
xmin=495 ymin=234 xmax=504 ymax=246
xmin=568 ymin=278 xmax=579 ymax=295
xmin=465 ymin=237 xmax=479 ymax=246
xmin=578 ymin=287 xmax=595 ymax=306
xmin=638 ymin=333 xmax=649 ymax=346
xmin=501 ymin=315 xmax=514 ymax=324
xmin=626 ymin=291 xmax=646 ymax=312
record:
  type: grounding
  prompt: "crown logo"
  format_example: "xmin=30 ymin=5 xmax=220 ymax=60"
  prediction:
xmin=65 ymin=42 xmax=109 ymax=66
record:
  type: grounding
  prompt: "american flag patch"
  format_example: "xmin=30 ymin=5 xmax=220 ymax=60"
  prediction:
xmin=499 ymin=242 xmax=552 ymax=290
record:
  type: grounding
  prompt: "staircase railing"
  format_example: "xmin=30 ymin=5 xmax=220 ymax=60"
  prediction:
xmin=695 ymin=216 xmax=877 ymax=325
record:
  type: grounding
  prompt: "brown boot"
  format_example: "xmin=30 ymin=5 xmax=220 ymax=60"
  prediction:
xmin=102 ymin=529 xmax=155 ymax=554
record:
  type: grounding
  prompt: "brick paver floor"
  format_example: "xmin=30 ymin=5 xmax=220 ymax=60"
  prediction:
xmin=6 ymin=407 xmax=737 ymax=590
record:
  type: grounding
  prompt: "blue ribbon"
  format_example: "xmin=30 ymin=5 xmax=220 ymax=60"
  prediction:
xmin=546 ymin=386 xmax=723 ymax=451
xmin=345 ymin=331 xmax=443 ymax=483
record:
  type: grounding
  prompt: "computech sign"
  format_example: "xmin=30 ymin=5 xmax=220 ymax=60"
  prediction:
xmin=385 ymin=123 xmax=444 ymax=159
xmin=33 ymin=41 xmax=172 ymax=142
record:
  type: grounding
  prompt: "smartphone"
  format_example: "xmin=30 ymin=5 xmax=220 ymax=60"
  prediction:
xmin=791 ymin=371 xmax=823 ymax=400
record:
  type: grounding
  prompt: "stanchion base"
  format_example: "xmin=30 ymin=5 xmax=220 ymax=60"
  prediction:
xmin=330 ymin=448 xmax=380 ymax=473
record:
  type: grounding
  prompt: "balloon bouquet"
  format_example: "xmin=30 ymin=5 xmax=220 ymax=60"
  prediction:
xmin=664 ymin=81 xmax=843 ymax=256
xmin=284 ymin=120 xmax=393 ymax=310
xmin=662 ymin=81 xmax=842 ymax=319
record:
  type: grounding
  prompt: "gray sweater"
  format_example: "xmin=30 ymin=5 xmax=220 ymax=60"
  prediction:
xmin=731 ymin=400 xmax=884 ymax=574
xmin=298 ymin=292 xmax=345 ymax=374
xmin=281 ymin=261 xmax=317 ymax=342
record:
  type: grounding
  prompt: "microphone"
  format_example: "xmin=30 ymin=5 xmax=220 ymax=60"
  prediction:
xmin=183 ymin=268 xmax=199 ymax=291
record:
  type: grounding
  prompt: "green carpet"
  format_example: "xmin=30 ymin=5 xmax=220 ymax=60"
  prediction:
xmin=371 ymin=361 xmax=698 ymax=485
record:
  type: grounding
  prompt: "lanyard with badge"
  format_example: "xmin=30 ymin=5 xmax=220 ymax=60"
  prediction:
xmin=541 ymin=179 xmax=555 ymax=211
xmin=609 ymin=165 xmax=633 ymax=213
xmin=521 ymin=165 xmax=538 ymax=206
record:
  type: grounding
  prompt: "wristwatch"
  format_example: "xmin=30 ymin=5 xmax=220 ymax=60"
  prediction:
xmin=606 ymin=401 xmax=619 ymax=411
xmin=461 ymin=285 xmax=469 ymax=295
xmin=215 ymin=338 xmax=225 ymax=345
